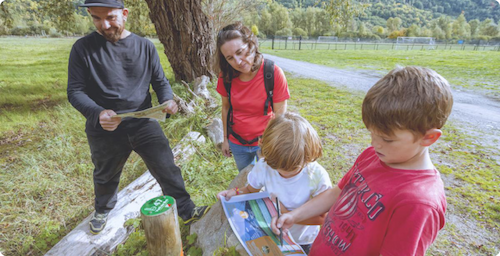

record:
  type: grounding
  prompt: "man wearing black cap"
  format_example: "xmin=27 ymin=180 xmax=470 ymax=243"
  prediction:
xmin=68 ymin=0 xmax=209 ymax=235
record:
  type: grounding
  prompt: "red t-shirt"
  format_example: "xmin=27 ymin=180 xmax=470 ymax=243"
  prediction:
xmin=217 ymin=59 xmax=290 ymax=146
xmin=310 ymin=147 xmax=446 ymax=256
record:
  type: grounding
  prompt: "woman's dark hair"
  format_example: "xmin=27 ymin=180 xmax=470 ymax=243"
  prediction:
xmin=215 ymin=22 xmax=263 ymax=83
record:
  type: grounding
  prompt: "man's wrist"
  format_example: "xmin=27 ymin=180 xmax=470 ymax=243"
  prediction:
xmin=99 ymin=109 xmax=106 ymax=116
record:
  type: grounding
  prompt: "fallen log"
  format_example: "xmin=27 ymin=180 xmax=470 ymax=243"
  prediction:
xmin=173 ymin=93 xmax=195 ymax=116
xmin=181 ymin=80 xmax=201 ymax=100
xmin=194 ymin=75 xmax=218 ymax=110
xmin=193 ymin=75 xmax=211 ymax=101
xmin=206 ymin=118 xmax=224 ymax=151
xmin=45 ymin=132 xmax=206 ymax=256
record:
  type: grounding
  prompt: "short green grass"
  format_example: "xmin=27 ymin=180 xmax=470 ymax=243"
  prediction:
xmin=261 ymin=48 xmax=500 ymax=98
xmin=1 ymin=38 xmax=499 ymax=255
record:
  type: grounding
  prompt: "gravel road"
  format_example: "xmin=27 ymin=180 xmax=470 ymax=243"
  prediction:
xmin=265 ymin=54 xmax=500 ymax=151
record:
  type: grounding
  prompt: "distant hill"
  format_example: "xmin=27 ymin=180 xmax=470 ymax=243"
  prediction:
xmin=277 ymin=0 xmax=500 ymax=25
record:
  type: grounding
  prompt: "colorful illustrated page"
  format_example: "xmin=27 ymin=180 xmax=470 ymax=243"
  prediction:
xmin=221 ymin=192 xmax=306 ymax=256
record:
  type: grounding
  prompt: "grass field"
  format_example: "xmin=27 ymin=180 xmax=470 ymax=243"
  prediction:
xmin=0 ymin=38 xmax=499 ymax=255
xmin=261 ymin=46 xmax=500 ymax=99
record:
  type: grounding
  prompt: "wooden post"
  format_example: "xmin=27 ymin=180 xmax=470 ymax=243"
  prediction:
xmin=141 ymin=195 xmax=183 ymax=256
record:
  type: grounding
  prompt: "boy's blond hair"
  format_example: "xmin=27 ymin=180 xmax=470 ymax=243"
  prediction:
xmin=362 ymin=66 xmax=453 ymax=137
xmin=260 ymin=112 xmax=322 ymax=172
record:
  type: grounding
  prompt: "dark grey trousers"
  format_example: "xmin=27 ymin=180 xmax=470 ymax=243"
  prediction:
xmin=86 ymin=120 xmax=195 ymax=220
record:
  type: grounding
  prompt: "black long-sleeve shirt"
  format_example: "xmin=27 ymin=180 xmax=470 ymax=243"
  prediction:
xmin=67 ymin=32 xmax=172 ymax=135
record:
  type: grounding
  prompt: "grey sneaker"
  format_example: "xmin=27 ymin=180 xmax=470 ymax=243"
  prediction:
xmin=184 ymin=206 xmax=210 ymax=226
xmin=89 ymin=212 xmax=108 ymax=234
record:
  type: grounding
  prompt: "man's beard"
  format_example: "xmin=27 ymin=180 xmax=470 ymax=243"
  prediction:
xmin=100 ymin=26 xmax=124 ymax=43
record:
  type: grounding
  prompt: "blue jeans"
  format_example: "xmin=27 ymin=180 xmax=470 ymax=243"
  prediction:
xmin=228 ymin=140 xmax=260 ymax=171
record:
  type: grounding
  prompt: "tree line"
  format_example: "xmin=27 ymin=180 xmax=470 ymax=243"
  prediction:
xmin=247 ymin=0 xmax=499 ymax=41
xmin=0 ymin=0 xmax=498 ymax=41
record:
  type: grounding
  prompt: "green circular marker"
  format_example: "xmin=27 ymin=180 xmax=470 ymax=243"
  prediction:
xmin=141 ymin=195 xmax=175 ymax=216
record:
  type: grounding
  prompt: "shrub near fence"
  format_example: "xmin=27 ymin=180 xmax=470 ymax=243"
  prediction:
xmin=259 ymin=36 xmax=500 ymax=51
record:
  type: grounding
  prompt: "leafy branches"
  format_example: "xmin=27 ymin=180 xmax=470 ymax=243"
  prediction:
xmin=39 ymin=0 xmax=78 ymax=34
xmin=324 ymin=0 xmax=367 ymax=31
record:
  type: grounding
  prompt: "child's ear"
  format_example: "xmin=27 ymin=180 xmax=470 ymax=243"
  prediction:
xmin=420 ymin=129 xmax=442 ymax=146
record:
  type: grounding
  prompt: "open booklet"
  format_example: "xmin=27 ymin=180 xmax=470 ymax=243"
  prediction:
xmin=221 ymin=192 xmax=307 ymax=256
xmin=115 ymin=102 xmax=170 ymax=122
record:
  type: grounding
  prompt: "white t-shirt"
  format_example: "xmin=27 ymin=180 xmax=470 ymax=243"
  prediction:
xmin=247 ymin=158 xmax=333 ymax=245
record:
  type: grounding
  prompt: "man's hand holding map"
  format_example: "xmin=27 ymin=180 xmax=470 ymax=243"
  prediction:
xmin=116 ymin=100 xmax=177 ymax=122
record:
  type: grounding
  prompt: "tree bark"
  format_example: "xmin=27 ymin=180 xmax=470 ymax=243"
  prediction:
xmin=145 ymin=0 xmax=214 ymax=82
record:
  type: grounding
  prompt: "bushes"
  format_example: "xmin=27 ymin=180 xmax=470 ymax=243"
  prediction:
xmin=292 ymin=27 xmax=308 ymax=38
xmin=276 ymin=28 xmax=293 ymax=37
xmin=9 ymin=24 xmax=54 ymax=36
xmin=49 ymin=28 xmax=63 ymax=38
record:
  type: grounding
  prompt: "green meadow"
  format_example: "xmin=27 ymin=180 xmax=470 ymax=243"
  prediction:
xmin=0 ymin=38 xmax=499 ymax=255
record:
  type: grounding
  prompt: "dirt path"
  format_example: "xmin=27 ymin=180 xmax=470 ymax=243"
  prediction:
xmin=265 ymin=53 xmax=500 ymax=254
xmin=265 ymin=54 xmax=500 ymax=154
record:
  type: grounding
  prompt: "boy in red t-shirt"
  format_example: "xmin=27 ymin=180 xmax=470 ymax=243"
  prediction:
xmin=272 ymin=66 xmax=454 ymax=256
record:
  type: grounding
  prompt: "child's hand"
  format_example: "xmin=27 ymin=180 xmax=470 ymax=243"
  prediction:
xmin=217 ymin=188 xmax=237 ymax=201
xmin=271 ymin=213 xmax=295 ymax=236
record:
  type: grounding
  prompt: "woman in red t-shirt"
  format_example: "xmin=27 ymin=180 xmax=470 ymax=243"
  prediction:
xmin=215 ymin=22 xmax=290 ymax=171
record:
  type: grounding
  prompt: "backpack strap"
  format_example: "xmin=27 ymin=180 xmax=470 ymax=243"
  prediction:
xmin=225 ymin=79 xmax=256 ymax=145
xmin=223 ymin=80 xmax=233 ymax=140
xmin=224 ymin=59 xmax=276 ymax=145
xmin=263 ymin=59 xmax=275 ymax=116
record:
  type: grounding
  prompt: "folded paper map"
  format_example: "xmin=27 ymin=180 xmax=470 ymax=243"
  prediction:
xmin=116 ymin=102 xmax=170 ymax=122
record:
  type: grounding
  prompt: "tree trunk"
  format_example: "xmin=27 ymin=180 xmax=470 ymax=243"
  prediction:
xmin=145 ymin=0 xmax=214 ymax=82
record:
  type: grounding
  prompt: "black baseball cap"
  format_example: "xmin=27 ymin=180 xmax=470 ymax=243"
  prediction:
xmin=80 ymin=0 xmax=124 ymax=8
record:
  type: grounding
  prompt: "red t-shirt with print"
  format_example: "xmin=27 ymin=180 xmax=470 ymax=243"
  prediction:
xmin=309 ymin=147 xmax=446 ymax=256
xmin=217 ymin=59 xmax=290 ymax=146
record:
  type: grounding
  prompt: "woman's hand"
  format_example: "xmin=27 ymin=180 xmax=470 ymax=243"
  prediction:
xmin=221 ymin=139 xmax=231 ymax=157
